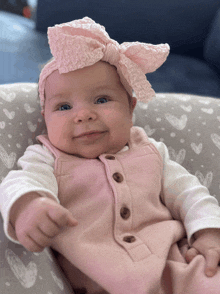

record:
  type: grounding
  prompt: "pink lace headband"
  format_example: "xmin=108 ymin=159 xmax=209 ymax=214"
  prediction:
xmin=39 ymin=17 xmax=170 ymax=110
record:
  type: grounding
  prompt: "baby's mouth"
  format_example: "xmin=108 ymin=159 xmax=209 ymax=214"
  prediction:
xmin=74 ymin=131 xmax=107 ymax=141
xmin=75 ymin=130 xmax=104 ymax=138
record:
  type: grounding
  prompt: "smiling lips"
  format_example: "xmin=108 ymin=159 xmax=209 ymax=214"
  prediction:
xmin=74 ymin=131 xmax=106 ymax=140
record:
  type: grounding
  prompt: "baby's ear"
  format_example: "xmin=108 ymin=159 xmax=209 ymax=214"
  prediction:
xmin=41 ymin=110 xmax=44 ymax=117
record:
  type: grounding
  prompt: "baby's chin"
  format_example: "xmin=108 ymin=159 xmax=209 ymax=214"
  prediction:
xmin=54 ymin=138 xmax=129 ymax=158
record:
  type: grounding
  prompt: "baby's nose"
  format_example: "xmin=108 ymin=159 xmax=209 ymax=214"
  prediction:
xmin=73 ymin=109 xmax=97 ymax=124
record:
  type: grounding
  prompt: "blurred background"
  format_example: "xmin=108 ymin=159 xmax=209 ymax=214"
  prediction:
xmin=0 ymin=0 xmax=36 ymax=18
xmin=1 ymin=0 xmax=220 ymax=98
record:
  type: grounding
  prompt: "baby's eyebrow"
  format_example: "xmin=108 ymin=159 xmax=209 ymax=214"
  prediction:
xmin=95 ymin=84 xmax=116 ymax=91
xmin=48 ymin=93 xmax=66 ymax=101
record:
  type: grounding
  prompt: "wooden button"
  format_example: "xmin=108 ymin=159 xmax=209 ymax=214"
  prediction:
xmin=123 ymin=236 xmax=136 ymax=243
xmin=105 ymin=155 xmax=116 ymax=160
xmin=113 ymin=172 xmax=124 ymax=183
xmin=120 ymin=207 xmax=130 ymax=220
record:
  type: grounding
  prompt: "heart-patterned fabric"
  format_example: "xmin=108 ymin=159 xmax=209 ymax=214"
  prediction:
xmin=134 ymin=94 xmax=220 ymax=199
xmin=0 ymin=83 xmax=220 ymax=293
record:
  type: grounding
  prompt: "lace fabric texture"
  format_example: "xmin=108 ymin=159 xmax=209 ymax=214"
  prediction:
xmin=39 ymin=17 xmax=170 ymax=109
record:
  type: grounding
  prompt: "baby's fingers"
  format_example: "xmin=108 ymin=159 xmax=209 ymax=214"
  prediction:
xmin=47 ymin=205 xmax=78 ymax=228
xmin=17 ymin=228 xmax=48 ymax=252
xmin=27 ymin=227 xmax=53 ymax=251
xmin=204 ymin=249 xmax=220 ymax=277
xmin=38 ymin=219 xmax=62 ymax=238
xmin=21 ymin=234 xmax=45 ymax=252
xmin=185 ymin=247 xmax=199 ymax=263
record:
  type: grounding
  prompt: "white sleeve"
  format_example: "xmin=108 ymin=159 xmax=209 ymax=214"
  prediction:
xmin=149 ymin=137 xmax=220 ymax=245
xmin=0 ymin=144 xmax=59 ymax=243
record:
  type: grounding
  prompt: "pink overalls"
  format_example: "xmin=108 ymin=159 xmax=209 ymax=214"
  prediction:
xmin=37 ymin=127 xmax=220 ymax=294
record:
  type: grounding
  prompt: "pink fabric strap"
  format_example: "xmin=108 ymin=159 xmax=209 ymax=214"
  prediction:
xmin=39 ymin=17 xmax=170 ymax=109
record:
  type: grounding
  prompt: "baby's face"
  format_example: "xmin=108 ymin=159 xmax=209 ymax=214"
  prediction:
xmin=43 ymin=61 xmax=136 ymax=158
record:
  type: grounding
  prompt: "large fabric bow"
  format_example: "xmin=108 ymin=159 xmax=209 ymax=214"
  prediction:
xmin=39 ymin=17 xmax=170 ymax=109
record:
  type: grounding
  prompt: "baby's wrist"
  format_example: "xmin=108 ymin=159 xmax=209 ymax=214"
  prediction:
xmin=10 ymin=192 xmax=41 ymax=228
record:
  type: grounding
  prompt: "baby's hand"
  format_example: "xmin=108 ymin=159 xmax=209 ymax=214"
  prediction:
xmin=185 ymin=229 xmax=220 ymax=277
xmin=10 ymin=193 xmax=78 ymax=252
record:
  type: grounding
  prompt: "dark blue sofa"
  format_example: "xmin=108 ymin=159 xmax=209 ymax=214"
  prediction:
xmin=1 ymin=0 xmax=220 ymax=98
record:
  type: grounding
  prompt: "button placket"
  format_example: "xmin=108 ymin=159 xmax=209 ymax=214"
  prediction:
xmin=111 ymin=167 xmax=133 ymax=242
xmin=101 ymin=154 xmax=135 ymax=249
xmin=111 ymin=169 xmax=132 ymax=223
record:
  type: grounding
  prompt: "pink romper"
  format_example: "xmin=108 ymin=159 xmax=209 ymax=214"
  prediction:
xmin=37 ymin=127 xmax=220 ymax=294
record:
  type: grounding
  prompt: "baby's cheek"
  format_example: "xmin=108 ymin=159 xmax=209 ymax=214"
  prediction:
xmin=102 ymin=109 xmax=116 ymax=120
xmin=47 ymin=122 xmax=64 ymax=143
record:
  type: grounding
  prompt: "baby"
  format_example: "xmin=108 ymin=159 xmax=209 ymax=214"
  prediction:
xmin=1 ymin=17 xmax=220 ymax=294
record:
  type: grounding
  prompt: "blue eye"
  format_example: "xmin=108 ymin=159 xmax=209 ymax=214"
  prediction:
xmin=58 ymin=104 xmax=71 ymax=111
xmin=96 ymin=97 xmax=108 ymax=104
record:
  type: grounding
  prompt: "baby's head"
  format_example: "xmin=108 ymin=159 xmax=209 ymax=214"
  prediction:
xmin=39 ymin=17 xmax=170 ymax=158
xmin=43 ymin=61 xmax=136 ymax=158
